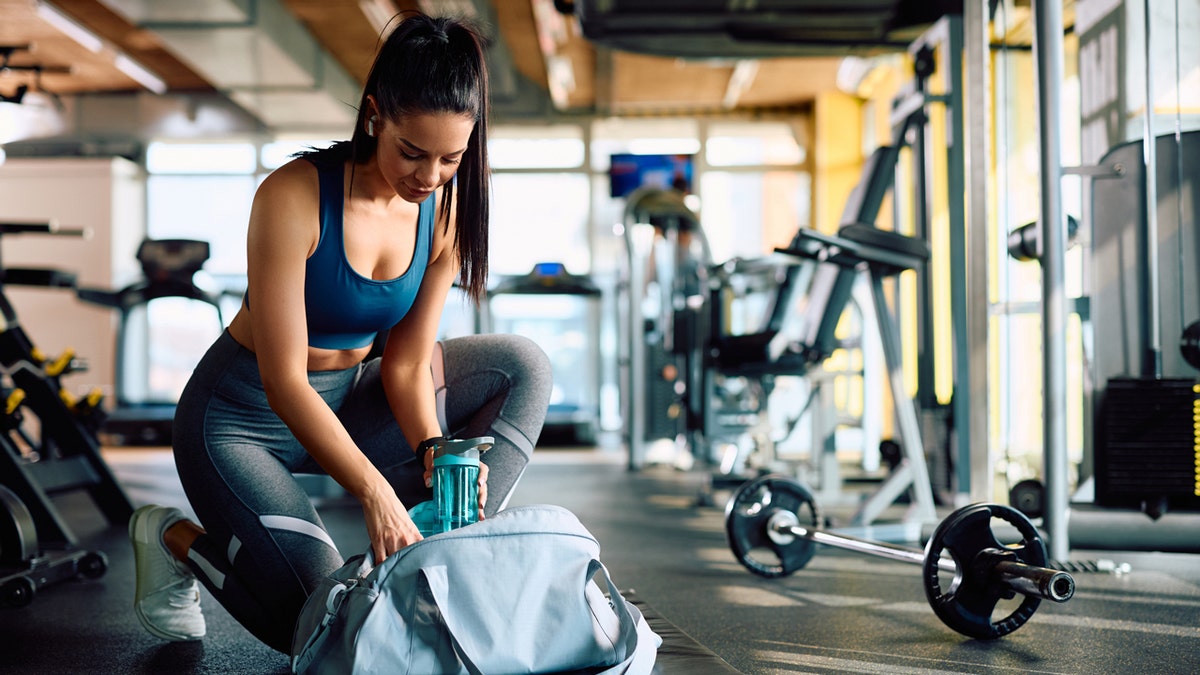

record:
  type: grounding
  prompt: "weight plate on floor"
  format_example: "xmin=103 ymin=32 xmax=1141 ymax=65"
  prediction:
xmin=1009 ymin=479 xmax=1044 ymax=519
xmin=725 ymin=475 xmax=820 ymax=578
xmin=922 ymin=503 xmax=1046 ymax=639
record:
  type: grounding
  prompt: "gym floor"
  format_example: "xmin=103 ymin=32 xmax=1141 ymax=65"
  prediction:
xmin=2 ymin=445 xmax=1198 ymax=675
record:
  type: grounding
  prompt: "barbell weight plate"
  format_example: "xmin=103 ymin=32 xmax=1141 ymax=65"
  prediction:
xmin=725 ymin=475 xmax=820 ymax=578
xmin=922 ymin=503 xmax=1047 ymax=639
xmin=1182 ymin=320 xmax=1200 ymax=369
xmin=1008 ymin=479 xmax=1045 ymax=520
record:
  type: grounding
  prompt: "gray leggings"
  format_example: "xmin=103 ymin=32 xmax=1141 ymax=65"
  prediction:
xmin=172 ymin=330 xmax=551 ymax=652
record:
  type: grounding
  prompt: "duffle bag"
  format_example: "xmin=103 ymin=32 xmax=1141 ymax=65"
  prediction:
xmin=291 ymin=503 xmax=661 ymax=675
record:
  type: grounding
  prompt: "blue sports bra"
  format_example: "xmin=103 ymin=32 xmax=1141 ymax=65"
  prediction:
xmin=302 ymin=160 xmax=434 ymax=349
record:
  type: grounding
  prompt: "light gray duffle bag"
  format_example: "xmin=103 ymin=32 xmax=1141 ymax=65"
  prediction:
xmin=291 ymin=504 xmax=661 ymax=675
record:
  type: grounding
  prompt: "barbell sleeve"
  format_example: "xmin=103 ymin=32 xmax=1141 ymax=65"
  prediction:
xmin=992 ymin=559 xmax=1075 ymax=603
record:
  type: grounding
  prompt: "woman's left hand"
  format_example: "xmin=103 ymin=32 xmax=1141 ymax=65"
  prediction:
xmin=421 ymin=447 xmax=488 ymax=519
xmin=477 ymin=461 xmax=488 ymax=519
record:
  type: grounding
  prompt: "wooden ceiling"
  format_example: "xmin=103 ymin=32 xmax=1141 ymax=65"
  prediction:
xmin=0 ymin=0 xmax=852 ymax=124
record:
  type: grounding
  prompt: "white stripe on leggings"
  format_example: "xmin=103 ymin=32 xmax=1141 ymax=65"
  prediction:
xmin=260 ymin=514 xmax=339 ymax=552
xmin=492 ymin=416 xmax=533 ymax=456
xmin=188 ymin=549 xmax=226 ymax=589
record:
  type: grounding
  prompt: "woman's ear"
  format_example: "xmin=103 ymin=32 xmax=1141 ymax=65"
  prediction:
xmin=363 ymin=95 xmax=379 ymax=136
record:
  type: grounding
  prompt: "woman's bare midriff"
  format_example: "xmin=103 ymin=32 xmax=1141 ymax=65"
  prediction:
xmin=226 ymin=310 xmax=373 ymax=372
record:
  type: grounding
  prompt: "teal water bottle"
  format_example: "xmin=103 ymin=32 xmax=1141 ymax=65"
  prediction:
xmin=432 ymin=437 xmax=493 ymax=533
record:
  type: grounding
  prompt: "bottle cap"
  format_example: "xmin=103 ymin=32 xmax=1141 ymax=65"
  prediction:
xmin=432 ymin=436 xmax=493 ymax=467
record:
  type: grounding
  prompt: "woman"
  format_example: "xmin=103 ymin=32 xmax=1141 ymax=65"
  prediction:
xmin=128 ymin=12 xmax=552 ymax=653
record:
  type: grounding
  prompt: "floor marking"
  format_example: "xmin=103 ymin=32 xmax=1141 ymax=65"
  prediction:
xmin=754 ymin=644 xmax=1075 ymax=675
xmin=718 ymin=585 xmax=804 ymax=607
xmin=790 ymin=591 xmax=882 ymax=607
xmin=720 ymin=584 xmax=1200 ymax=640
xmin=1028 ymin=613 xmax=1200 ymax=638
xmin=1069 ymin=590 xmax=1200 ymax=607
xmin=881 ymin=600 xmax=1200 ymax=638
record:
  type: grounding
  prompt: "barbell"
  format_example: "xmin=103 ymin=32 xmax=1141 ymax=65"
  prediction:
xmin=724 ymin=475 xmax=1075 ymax=640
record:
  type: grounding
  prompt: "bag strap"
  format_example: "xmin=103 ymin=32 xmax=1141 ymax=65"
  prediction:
xmin=588 ymin=559 xmax=661 ymax=674
xmin=420 ymin=565 xmax=486 ymax=675
xmin=291 ymin=581 xmax=352 ymax=674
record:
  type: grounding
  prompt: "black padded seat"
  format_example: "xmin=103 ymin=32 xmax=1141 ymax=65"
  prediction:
xmin=837 ymin=224 xmax=929 ymax=276
xmin=709 ymin=331 xmax=815 ymax=374
xmin=0 ymin=267 xmax=78 ymax=288
xmin=711 ymin=225 xmax=930 ymax=376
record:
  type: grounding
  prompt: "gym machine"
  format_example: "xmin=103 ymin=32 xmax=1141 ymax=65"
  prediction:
xmin=725 ymin=475 xmax=1075 ymax=640
xmin=488 ymin=262 xmax=602 ymax=445
xmin=701 ymin=254 xmax=859 ymax=484
xmin=703 ymin=94 xmax=947 ymax=528
xmin=0 ymin=221 xmax=132 ymax=608
xmin=1002 ymin=125 xmax=1200 ymax=550
xmin=618 ymin=187 xmax=712 ymax=469
xmin=76 ymin=238 xmax=225 ymax=446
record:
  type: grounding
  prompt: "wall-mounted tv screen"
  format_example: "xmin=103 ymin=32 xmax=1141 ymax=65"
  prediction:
xmin=609 ymin=153 xmax=694 ymax=198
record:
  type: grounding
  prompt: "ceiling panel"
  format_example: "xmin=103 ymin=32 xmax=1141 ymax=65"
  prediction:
xmin=0 ymin=0 xmax=971 ymax=140
xmin=611 ymin=53 xmax=735 ymax=113
xmin=0 ymin=0 xmax=210 ymax=97
xmin=281 ymin=0 xmax=396 ymax=83
xmin=741 ymin=57 xmax=843 ymax=108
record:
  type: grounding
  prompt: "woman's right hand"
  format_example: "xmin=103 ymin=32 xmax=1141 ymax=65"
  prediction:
xmin=360 ymin=488 xmax=423 ymax=562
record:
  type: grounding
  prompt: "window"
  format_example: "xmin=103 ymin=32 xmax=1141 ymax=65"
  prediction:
xmin=489 ymin=173 xmax=591 ymax=276
xmin=487 ymin=125 xmax=590 ymax=276
xmin=141 ymin=142 xmax=258 ymax=403
xmin=706 ymin=121 xmax=805 ymax=167
xmin=490 ymin=124 xmax=584 ymax=169
xmin=146 ymin=142 xmax=257 ymax=174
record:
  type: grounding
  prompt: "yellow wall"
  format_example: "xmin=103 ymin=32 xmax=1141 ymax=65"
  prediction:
xmin=812 ymin=91 xmax=864 ymax=234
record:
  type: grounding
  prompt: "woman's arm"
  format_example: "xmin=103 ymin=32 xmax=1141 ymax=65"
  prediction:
xmin=245 ymin=160 xmax=422 ymax=557
xmin=379 ymin=196 xmax=462 ymax=452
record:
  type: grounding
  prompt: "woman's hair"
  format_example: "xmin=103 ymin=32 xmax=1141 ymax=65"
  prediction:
xmin=298 ymin=11 xmax=491 ymax=303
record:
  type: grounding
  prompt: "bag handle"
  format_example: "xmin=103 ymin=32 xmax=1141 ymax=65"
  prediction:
xmin=292 ymin=554 xmax=374 ymax=673
xmin=292 ymin=582 xmax=353 ymax=674
xmin=420 ymin=559 xmax=651 ymax=675
xmin=420 ymin=565 xmax=486 ymax=675
xmin=587 ymin=559 xmax=662 ymax=675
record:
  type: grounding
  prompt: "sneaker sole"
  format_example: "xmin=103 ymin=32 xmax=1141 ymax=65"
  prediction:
xmin=134 ymin=602 xmax=205 ymax=641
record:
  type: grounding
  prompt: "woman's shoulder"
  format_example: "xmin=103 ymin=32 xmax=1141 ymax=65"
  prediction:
xmin=258 ymin=158 xmax=322 ymax=199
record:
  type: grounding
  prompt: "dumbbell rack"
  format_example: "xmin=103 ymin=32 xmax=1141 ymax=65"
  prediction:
xmin=0 ymin=221 xmax=132 ymax=608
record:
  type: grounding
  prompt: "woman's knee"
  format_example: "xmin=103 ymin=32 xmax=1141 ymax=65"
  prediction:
xmin=445 ymin=333 xmax=552 ymax=395
xmin=498 ymin=334 xmax=552 ymax=391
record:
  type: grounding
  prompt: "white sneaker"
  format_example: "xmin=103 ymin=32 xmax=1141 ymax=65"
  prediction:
xmin=129 ymin=505 xmax=206 ymax=641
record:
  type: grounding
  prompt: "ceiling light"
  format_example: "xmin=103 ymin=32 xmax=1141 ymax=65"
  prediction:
xmin=723 ymin=60 xmax=759 ymax=109
xmin=36 ymin=3 xmax=105 ymax=54
xmin=36 ymin=3 xmax=168 ymax=94
xmin=114 ymin=54 xmax=166 ymax=94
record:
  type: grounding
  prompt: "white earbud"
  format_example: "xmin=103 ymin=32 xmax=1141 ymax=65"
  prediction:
xmin=368 ymin=116 xmax=377 ymax=137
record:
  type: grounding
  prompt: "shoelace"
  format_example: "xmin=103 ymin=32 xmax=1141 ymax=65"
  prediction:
xmin=162 ymin=577 xmax=201 ymax=610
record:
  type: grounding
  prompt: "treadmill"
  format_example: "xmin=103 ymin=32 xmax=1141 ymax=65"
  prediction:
xmin=77 ymin=238 xmax=224 ymax=446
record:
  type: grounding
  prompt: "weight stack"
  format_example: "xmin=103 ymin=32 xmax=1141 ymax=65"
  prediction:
xmin=1095 ymin=377 xmax=1200 ymax=511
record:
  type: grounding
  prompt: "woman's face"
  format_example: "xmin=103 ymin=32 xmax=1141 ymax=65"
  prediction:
xmin=373 ymin=110 xmax=476 ymax=203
